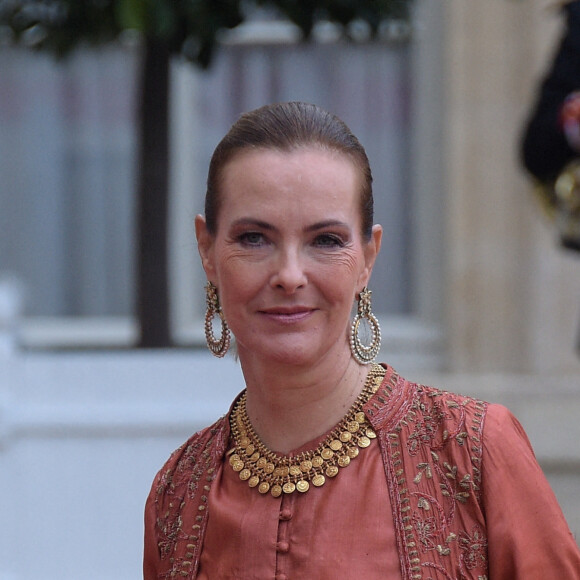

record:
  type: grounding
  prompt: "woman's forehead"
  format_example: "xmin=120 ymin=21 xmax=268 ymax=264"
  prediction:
xmin=221 ymin=146 xmax=361 ymax=189
xmin=216 ymin=148 xmax=362 ymax=226
xmin=221 ymin=148 xmax=358 ymax=195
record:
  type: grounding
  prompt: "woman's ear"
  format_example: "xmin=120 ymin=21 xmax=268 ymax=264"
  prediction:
xmin=195 ymin=214 xmax=216 ymax=280
xmin=358 ymin=224 xmax=383 ymax=289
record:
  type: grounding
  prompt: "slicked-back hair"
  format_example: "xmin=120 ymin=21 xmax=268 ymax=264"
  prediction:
xmin=205 ymin=102 xmax=374 ymax=240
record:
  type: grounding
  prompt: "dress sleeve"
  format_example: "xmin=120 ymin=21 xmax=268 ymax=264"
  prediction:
xmin=482 ymin=403 xmax=580 ymax=579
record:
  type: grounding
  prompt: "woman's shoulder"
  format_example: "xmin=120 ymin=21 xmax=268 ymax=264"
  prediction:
xmin=409 ymin=380 xmax=489 ymax=433
xmin=415 ymin=381 xmax=486 ymax=406
xmin=151 ymin=414 xmax=230 ymax=497
xmin=368 ymin=366 xmax=489 ymax=435
xmin=408 ymin=382 xmax=538 ymax=470
xmin=413 ymin=383 xmax=530 ymax=447
xmin=411 ymin=383 xmax=530 ymax=448
xmin=399 ymin=382 xmax=488 ymax=455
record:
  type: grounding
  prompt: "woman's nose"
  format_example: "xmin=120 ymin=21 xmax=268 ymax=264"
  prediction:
xmin=270 ymin=249 xmax=307 ymax=293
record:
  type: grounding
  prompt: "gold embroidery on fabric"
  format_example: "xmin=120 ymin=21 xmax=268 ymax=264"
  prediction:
xmin=154 ymin=425 xmax=225 ymax=579
xmin=459 ymin=524 xmax=488 ymax=570
xmin=384 ymin=383 xmax=489 ymax=579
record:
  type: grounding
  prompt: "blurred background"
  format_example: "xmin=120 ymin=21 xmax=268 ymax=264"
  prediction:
xmin=0 ymin=0 xmax=579 ymax=578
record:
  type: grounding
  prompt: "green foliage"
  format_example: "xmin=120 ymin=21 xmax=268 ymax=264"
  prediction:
xmin=257 ymin=0 xmax=411 ymax=38
xmin=0 ymin=0 xmax=412 ymax=66
xmin=0 ymin=0 xmax=245 ymax=65
xmin=0 ymin=1 xmax=120 ymax=55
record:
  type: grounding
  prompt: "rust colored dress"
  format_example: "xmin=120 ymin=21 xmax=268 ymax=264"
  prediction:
xmin=143 ymin=365 xmax=580 ymax=579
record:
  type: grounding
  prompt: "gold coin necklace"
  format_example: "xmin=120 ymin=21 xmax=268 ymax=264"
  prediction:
xmin=227 ymin=363 xmax=385 ymax=497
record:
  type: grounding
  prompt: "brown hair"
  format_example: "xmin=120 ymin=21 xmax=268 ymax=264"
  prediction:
xmin=205 ymin=102 xmax=374 ymax=239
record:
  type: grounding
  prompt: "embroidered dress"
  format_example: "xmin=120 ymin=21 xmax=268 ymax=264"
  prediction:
xmin=143 ymin=365 xmax=580 ymax=579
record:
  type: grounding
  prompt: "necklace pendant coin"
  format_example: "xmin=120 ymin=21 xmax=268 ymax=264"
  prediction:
xmin=347 ymin=447 xmax=359 ymax=459
xmin=312 ymin=455 xmax=324 ymax=468
xmin=296 ymin=480 xmax=309 ymax=493
xmin=232 ymin=459 xmax=245 ymax=472
xmin=358 ymin=436 xmax=371 ymax=448
xmin=321 ymin=448 xmax=334 ymax=460
xmin=258 ymin=482 xmax=270 ymax=494
xmin=340 ymin=431 xmax=352 ymax=442
xmin=289 ymin=465 xmax=302 ymax=477
xmin=248 ymin=475 xmax=260 ymax=488
xmin=312 ymin=474 xmax=325 ymax=487
xmin=326 ymin=465 xmax=339 ymax=478
xmin=271 ymin=484 xmax=282 ymax=498
xmin=338 ymin=455 xmax=350 ymax=468
xmin=283 ymin=482 xmax=296 ymax=494
xmin=300 ymin=459 xmax=313 ymax=472
xmin=239 ymin=468 xmax=251 ymax=481
xmin=330 ymin=439 xmax=343 ymax=451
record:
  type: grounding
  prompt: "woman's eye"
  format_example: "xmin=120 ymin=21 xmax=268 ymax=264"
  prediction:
xmin=314 ymin=234 xmax=344 ymax=248
xmin=238 ymin=232 xmax=265 ymax=246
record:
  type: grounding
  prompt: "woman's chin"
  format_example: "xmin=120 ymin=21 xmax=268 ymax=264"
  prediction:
xmin=236 ymin=337 xmax=346 ymax=369
xmin=239 ymin=346 xmax=312 ymax=367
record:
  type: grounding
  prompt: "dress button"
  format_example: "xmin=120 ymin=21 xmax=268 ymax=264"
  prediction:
xmin=279 ymin=509 xmax=292 ymax=521
xmin=276 ymin=541 xmax=290 ymax=553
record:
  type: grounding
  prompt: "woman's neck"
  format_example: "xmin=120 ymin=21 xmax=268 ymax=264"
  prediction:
xmin=239 ymin=353 xmax=369 ymax=454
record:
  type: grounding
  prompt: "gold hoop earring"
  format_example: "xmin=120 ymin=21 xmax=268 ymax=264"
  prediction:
xmin=204 ymin=281 xmax=231 ymax=357
xmin=350 ymin=287 xmax=381 ymax=364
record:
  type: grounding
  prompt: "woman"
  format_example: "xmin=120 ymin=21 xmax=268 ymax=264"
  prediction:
xmin=144 ymin=102 xmax=580 ymax=579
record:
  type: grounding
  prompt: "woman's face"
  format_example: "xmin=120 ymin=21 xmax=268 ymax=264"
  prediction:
xmin=196 ymin=146 xmax=382 ymax=368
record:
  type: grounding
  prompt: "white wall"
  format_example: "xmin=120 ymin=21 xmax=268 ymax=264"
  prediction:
xmin=0 ymin=350 xmax=243 ymax=580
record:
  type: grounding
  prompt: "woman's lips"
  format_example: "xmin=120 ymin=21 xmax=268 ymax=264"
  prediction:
xmin=259 ymin=307 xmax=315 ymax=323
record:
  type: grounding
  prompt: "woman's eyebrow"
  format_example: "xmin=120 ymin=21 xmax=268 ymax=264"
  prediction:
xmin=229 ymin=218 xmax=350 ymax=233
xmin=230 ymin=218 xmax=275 ymax=231
xmin=305 ymin=220 xmax=350 ymax=232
